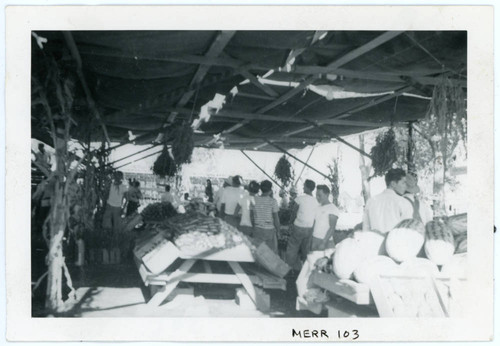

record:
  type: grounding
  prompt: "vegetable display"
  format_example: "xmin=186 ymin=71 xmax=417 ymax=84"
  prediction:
xmin=370 ymin=128 xmax=398 ymax=178
xmin=424 ymin=220 xmax=455 ymax=265
xmin=385 ymin=219 xmax=425 ymax=263
xmin=141 ymin=202 xmax=178 ymax=222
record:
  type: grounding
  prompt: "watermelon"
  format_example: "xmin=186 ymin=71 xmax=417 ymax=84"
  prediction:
xmin=332 ymin=238 xmax=367 ymax=279
xmin=352 ymin=230 xmax=386 ymax=256
xmin=441 ymin=253 xmax=467 ymax=278
xmin=424 ymin=220 xmax=455 ymax=265
xmin=353 ymin=256 xmax=398 ymax=284
xmin=399 ymin=258 xmax=439 ymax=276
xmin=386 ymin=219 xmax=425 ymax=263
xmin=445 ymin=213 xmax=467 ymax=236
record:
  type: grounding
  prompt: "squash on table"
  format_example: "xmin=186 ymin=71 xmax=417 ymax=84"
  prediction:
xmin=332 ymin=238 xmax=367 ymax=280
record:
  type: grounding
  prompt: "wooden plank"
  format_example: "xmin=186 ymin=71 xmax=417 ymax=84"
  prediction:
xmin=239 ymin=69 xmax=280 ymax=98
xmin=365 ymin=276 xmax=395 ymax=317
xmin=150 ymin=272 xmax=263 ymax=286
xmin=147 ymin=259 xmax=196 ymax=307
xmin=169 ymin=31 xmax=236 ymax=122
xmin=215 ymin=110 xmax=389 ymax=128
xmin=228 ymin=261 xmax=257 ymax=305
xmin=77 ymin=45 xmax=464 ymax=87
xmin=179 ymin=243 xmax=255 ymax=262
xmin=63 ymin=32 xmax=111 ymax=145
xmin=311 ymin=271 xmax=373 ymax=305
xmin=326 ymin=31 xmax=404 ymax=69
xmin=235 ymin=91 xmax=277 ymax=101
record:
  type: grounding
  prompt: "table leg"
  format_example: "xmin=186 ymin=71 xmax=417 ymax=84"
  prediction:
xmin=228 ymin=261 xmax=256 ymax=303
xmin=147 ymin=259 xmax=197 ymax=307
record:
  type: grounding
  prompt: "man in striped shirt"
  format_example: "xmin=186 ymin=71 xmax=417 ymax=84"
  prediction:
xmin=250 ymin=180 xmax=280 ymax=253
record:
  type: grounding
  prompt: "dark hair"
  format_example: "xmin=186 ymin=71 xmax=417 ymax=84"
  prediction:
xmin=38 ymin=143 xmax=44 ymax=149
xmin=134 ymin=181 xmax=141 ymax=188
xmin=248 ymin=180 xmax=260 ymax=194
xmin=316 ymin=184 xmax=330 ymax=195
xmin=304 ymin=179 xmax=316 ymax=191
xmin=260 ymin=180 xmax=272 ymax=194
xmin=385 ymin=168 xmax=406 ymax=186
xmin=114 ymin=171 xmax=123 ymax=179
xmin=184 ymin=193 xmax=189 ymax=199
xmin=232 ymin=175 xmax=242 ymax=187
xmin=165 ymin=184 xmax=171 ymax=192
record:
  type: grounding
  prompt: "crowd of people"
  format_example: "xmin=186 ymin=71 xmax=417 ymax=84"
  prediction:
xmin=96 ymin=167 xmax=431 ymax=275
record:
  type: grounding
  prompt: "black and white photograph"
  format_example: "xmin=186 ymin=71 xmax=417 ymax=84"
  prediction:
xmin=4 ymin=5 xmax=495 ymax=342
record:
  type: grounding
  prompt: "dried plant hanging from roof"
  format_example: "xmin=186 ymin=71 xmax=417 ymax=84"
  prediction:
xmin=172 ymin=122 xmax=195 ymax=165
xmin=274 ymin=155 xmax=293 ymax=187
xmin=370 ymin=128 xmax=399 ymax=178
xmin=153 ymin=145 xmax=177 ymax=178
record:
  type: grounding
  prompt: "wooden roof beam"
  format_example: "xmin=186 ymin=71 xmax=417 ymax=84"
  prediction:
xmin=208 ymin=31 xmax=405 ymax=144
xmin=168 ymin=31 xmax=236 ymax=122
xmin=63 ymin=32 xmax=111 ymax=145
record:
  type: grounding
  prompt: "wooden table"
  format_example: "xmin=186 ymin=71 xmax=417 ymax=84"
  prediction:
xmin=134 ymin=245 xmax=286 ymax=311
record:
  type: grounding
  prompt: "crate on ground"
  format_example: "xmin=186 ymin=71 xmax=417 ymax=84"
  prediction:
xmin=254 ymin=242 xmax=291 ymax=278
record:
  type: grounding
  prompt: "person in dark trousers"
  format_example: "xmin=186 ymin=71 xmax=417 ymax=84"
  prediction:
xmin=205 ymin=179 xmax=214 ymax=203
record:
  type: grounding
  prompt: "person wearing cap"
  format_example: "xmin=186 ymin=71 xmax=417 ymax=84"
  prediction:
xmin=250 ymin=180 xmax=280 ymax=253
xmin=220 ymin=175 xmax=246 ymax=228
xmin=402 ymin=172 xmax=433 ymax=225
xmin=102 ymin=171 xmax=128 ymax=233
xmin=285 ymin=179 xmax=319 ymax=269
xmin=362 ymin=168 xmax=413 ymax=235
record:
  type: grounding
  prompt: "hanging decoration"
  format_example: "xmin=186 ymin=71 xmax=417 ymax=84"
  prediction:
xmin=172 ymin=122 xmax=195 ymax=165
xmin=153 ymin=145 xmax=177 ymax=178
xmin=370 ymin=128 xmax=398 ymax=178
xmin=274 ymin=155 xmax=294 ymax=187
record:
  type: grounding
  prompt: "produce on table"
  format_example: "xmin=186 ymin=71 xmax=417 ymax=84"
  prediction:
xmin=385 ymin=219 xmax=425 ymax=263
xmin=399 ymin=258 xmax=439 ymax=276
xmin=445 ymin=213 xmax=467 ymax=235
xmin=167 ymin=212 xmax=252 ymax=254
xmin=141 ymin=202 xmax=178 ymax=222
xmin=353 ymin=256 xmax=398 ymax=284
xmin=440 ymin=253 xmax=467 ymax=278
xmin=332 ymin=238 xmax=368 ymax=279
xmin=424 ymin=219 xmax=455 ymax=265
xmin=352 ymin=230 xmax=386 ymax=256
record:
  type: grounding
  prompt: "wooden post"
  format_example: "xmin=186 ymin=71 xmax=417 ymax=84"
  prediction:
xmin=358 ymin=134 xmax=371 ymax=204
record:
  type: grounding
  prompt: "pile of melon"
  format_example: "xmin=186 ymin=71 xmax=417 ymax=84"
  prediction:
xmin=331 ymin=213 xmax=467 ymax=282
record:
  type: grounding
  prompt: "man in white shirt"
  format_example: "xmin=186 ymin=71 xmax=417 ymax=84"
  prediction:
xmin=311 ymin=185 xmax=340 ymax=251
xmin=220 ymin=175 xmax=245 ymax=228
xmin=285 ymin=179 xmax=319 ymax=269
xmin=362 ymin=168 xmax=413 ymax=234
xmin=214 ymin=180 xmax=230 ymax=212
xmin=235 ymin=180 xmax=259 ymax=237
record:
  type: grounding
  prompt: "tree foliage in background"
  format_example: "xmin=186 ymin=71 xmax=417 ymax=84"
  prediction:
xmin=369 ymin=128 xmax=399 ymax=178
xmin=411 ymin=76 xmax=467 ymax=216
xmin=327 ymin=156 xmax=341 ymax=207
